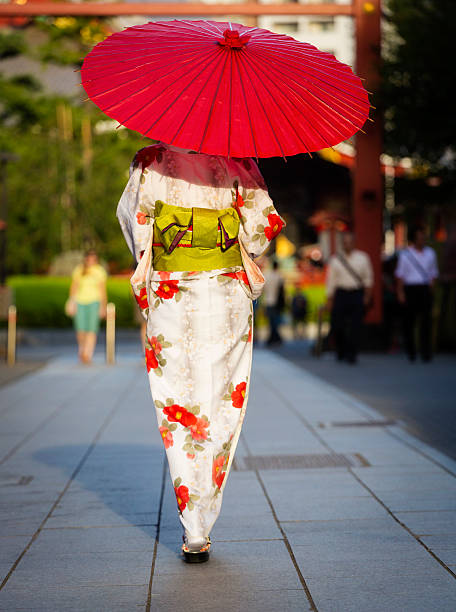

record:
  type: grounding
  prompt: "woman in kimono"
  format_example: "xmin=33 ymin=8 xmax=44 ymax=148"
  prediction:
xmin=117 ymin=142 xmax=284 ymax=562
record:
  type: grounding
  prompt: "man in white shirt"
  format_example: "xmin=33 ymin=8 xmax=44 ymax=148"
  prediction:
xmin=326 ymin=232 xmax=374 ymax=363
xmin=395 ymin=226 xmax=438 ymax=362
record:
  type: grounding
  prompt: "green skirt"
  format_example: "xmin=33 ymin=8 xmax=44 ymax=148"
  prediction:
xmin=75 ymin=301 xmax=100 ymax=333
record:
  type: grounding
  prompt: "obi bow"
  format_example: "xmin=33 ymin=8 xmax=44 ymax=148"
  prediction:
xmin=154 ymin=202 xmax=240 ymax=254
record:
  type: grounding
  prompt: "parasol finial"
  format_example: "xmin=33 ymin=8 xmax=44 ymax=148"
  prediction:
xmin=218 ymin=29 xmax=250 ymax=49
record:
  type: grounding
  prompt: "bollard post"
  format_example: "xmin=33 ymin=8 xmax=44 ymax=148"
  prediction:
xmin=7 ymin=304 xmax=16 ymax=366
xmin=315 ymin=305 xmax=323 ymax=358
xmin=106 ymin=302 xmax=116 ymax=365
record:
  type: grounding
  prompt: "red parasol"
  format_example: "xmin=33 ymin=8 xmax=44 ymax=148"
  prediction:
xmin=81 ymin=20 xmax=370 ymax=158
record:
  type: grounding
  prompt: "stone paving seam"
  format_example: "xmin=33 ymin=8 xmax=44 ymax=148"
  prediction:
xmin=274 ymin=351 xmax=456 ymax=478
xmin=255 ymin=358 xmax=456 ymax=583
xmin=329 ymin=393 xmax=456 ymax=477
xmin=241 ymin=433 xmax=319 ymax=612
xmin=255 ymin=367 xmax=348 ymax=455
xmin=0 ymin=364 xmax=101 ymax=466
xmin=347 ymin=467 xmax=456 ymax=581
xmin=0 ymin=366 xmax=138 ymax=592
xmin=145 ymin=453 xmax=166 ymax=612
xmin=0 ymin=356 xmax=99 ymax=419
xmin=42 ymin=523 xmax=158 ymax=530
xmin=386 ymin=425 xmax=456 ymax=478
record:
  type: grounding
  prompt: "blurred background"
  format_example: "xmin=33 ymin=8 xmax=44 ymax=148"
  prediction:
xmin=0 ymin=0 xmax=454 ymax=357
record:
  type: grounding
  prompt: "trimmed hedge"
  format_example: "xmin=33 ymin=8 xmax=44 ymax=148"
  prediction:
xmin=7 ymin=276 xmax=137 ymax=328
xmin=6 ymin=276 xmax=327 ymax=328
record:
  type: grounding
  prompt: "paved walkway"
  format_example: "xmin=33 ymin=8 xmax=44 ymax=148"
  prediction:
xmin=0 ymin=349 xmax=455 ymax=611
xmin=275 ymin=341 xmax=456 ymax=461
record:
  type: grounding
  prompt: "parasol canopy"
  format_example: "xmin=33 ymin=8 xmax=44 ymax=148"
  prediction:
xmin=81 ymin=19 xmax=371 ymax=158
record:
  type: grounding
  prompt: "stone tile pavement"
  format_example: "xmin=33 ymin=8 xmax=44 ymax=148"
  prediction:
xmin=0 ymin=348 xmax=455 ymax=611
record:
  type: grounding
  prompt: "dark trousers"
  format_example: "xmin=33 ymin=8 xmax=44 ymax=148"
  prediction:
xmin=266 ymin=305 xmax=282 ymax=345
xmin=403 ymin=284 xmax=433 ymax=361
xmin=330 ymin=288 xmax=364 ymax=362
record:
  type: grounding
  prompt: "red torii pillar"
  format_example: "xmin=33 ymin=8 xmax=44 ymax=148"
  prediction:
xmin=353 ymin=0 xmax=383 ymax=324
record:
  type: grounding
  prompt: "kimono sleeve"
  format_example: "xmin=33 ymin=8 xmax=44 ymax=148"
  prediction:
xmin=116 ymin=151 xmax=156 ymax=264
xmin=233 ymin=161 xmax=285 ymax=258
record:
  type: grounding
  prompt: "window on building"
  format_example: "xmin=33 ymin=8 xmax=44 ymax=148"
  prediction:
xmin=273 ymin=22 xmax=299 ymax=34
xmin=308 ymin=18 xmax=335 ymax=33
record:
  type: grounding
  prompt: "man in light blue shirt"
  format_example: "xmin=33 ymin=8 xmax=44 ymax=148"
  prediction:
xmin=395 ymin=226 xmax=439 ymax=361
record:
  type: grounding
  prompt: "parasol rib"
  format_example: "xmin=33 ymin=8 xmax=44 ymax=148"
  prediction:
xmin=169 ymin=48 xmax=229 ymax=147
xmin=197 ymin=51 xmax=230 ymax=154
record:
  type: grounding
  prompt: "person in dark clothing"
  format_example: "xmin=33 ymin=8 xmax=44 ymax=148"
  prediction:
xmin=382 ymin=254 xmax=401 ymax=353
xmin=326 ymin=232 xmax=374 ymax=364
xmin=264 ymin=260 xmax=284 ymax=346
xmin=395 ymin=227 xmax=439 ymax=362
xmin=291 ymin=286 xmax=308 ymax=339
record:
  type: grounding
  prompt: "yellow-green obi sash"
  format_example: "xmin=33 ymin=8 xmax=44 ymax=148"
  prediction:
xmin=152 ymin=200 xmax=242 ymax=271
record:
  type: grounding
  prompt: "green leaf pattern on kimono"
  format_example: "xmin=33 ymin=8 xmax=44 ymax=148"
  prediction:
xmin=156 ymin=398 xmax=212 ymax=458
xmin=145 ymin=333 xmax=172 ymax=377
xmin=212 ymin=435 xmax=234 ymax=495
xmin=150 ymin=280 xmax=188 ymax=310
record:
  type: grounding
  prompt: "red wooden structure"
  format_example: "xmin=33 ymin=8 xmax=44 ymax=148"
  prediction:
xmin=0 ymin=0 xmax=383 ymax=321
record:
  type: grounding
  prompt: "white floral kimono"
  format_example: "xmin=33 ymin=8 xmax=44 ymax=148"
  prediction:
xmin=117 ymin=143 xmax=284 ymax=540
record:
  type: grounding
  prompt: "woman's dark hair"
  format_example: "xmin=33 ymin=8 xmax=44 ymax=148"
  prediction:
xmin=82 ymin=249 xmax=97 ymax=275
xmin=408 ymin=225 xmax=425 ymax=244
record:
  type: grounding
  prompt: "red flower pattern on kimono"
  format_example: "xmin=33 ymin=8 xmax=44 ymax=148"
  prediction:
xmin=233 ymin=192 xmax=245 ymax=217
xmin=159 ymin=426 xmax=174 ymax=449
xmin=135 ymin=287 xmax=149 ymax=310
xmin=155 ymin=280 xmax=180 ymax=299
xmin=222 ymin=270 xmax=249 ymax=286
xmin=149 ymin=336 xmax=162 ymax=355
xmin=189 ymin=417 xmax=209 ymax=441
xmin=164 ymin=404 xmax=197 ymax=428
xmin=264 ymin=214 xmax=284 ymax=241
xmin=174 ymin=484 xmax=190 ymax=512
xmin=145 ymin=348 xmax=159 ymax=372
xmin=212 ymin=456 xmax=226 ymax=489
xmin=136 ymin=211 xmax=147 ymax=225
xmin=231 ymin=381 xmax=247 ymax=408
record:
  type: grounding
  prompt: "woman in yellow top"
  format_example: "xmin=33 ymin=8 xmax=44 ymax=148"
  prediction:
xmin=68 ymin=250 xmax=107 ymax=364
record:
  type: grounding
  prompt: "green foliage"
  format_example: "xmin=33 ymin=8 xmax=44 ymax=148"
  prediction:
xmin=33 ymin=16 xmax=112 ymax=66
xmin=382 ymin=0 xmax=456 ymax=165
xmin=256 ymin=284 xmax=327 ymax=326
xmin=7 ymin=276 xmax=137 ymax=328
xmin=0 ymin=72 xmax=44 ymax=126
xmin=0 ymin=89 xmax=140 ymax=274
xmin=0 ymin=20 xmax=143 ymax=276
xmin=0 ymin=31 xmax=27 ymax=59
xmin=286 ymin=284 xmax=327 ymax=322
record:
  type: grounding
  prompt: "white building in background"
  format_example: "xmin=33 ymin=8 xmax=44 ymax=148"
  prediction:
xmin=258 ymin=0 xmax=354 ymax=67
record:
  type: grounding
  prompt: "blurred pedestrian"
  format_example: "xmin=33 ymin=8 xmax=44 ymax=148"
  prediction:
xmin=326 ymin=232 xmax=373 ymax=363
xmin=68 ymin=250 xmax=107 ymax=364
xmin=291 ymin=284 xmax=308 ymax=339
xmin=264 ymin=260 xmax=284 ymax=346
xmin=395 ymin=226 xmax=438 ymax=362
xmin=382 ymin=254 xmax=401 ymax=353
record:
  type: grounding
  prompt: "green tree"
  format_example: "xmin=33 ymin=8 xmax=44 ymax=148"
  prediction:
xmin=382 ymin=0 xmax=456 ymax=166
xmin=0 ymin=23 xmax=142 ymax=275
